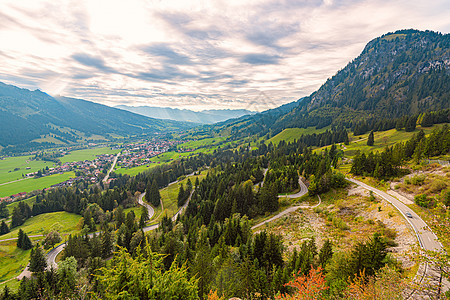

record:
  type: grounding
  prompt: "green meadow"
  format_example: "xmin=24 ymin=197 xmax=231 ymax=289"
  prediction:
xmin=60 ymin=147 xmax=120 ymax=163
xmin=178 ymin=136 xmax=227 ymax=149
xmin=0 ymin=155 xmax=57 ymax=185
xmin=0 ymin=211 xmax=82 ymax=241
xmin=267 ymin=126 xmax=330 ymax=145
xmin=342 ymin=125 xmax=445 ymax=157
xmin=0 ymin=172 xmax=76 ymax=198
xmin=0 ymin=240 xmax=32 ymax=285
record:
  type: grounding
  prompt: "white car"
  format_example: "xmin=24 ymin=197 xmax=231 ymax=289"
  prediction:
xmin=405 ymin=212 xmax=413 ymax=218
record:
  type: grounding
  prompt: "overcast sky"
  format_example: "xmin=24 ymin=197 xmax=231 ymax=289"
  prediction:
xmin=0 ymin=0 xmax=448 ymax=111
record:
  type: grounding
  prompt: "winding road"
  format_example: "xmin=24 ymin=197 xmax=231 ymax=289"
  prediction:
xmin=46 ymin=171 xmax=198 ymax=269
xmin=252 ymin=176 xmax=314 ymax=230
xmin=346 ymin=177 xmax=447 ymax=298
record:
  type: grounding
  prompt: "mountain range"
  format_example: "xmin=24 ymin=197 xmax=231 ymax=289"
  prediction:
xmin=115 ymin=105 xmax=255 ymax=124
xmin=214 ymin=29 xmax=449 ymax=138
xmin=0 ymin=29 xmax=448 ymax=153
xmin=0 ymin=83 xmax=194 ymax=151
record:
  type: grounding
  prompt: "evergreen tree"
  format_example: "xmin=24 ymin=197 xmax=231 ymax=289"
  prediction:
xmin=0 ymin=221 xmax=9 ymax=235
xmin=17 ymin=229 xmax=32 ymax=250
xmin=405 ymin=116 xmax=417 ymax=132
xmin=0 ymin=202 xmax=9 ymax=219
xmin=101 ymin=228 xmax=114 ymax=259
xmin=29 ymin=245 xmax=47 ymax=273
xmin=367 ymin=130 xmax=374 ymax=146
xmin=146 ymin=180 xmax=161 ymax=207
xmin=318 ymin=239 xmax=333 ymax=268
xmin=177 ymin=184 xmax=186 ymax=207
xmin=17 ymin=229 xmax=24 ymax=249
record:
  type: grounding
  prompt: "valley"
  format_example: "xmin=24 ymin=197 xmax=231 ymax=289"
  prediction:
xmin=0 ymin=28 xmax=448 ymax=299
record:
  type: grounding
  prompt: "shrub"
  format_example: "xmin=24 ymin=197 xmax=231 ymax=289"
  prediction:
xmin=414 ymin=194 xmax=434 ymax=208
xmin=410 ymin=174 xmax=426 ymax=185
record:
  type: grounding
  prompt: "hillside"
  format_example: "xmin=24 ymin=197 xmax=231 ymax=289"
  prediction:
xmin=115 ymin=105 xmax=255 ymax=124
xmin=216 ymin=29 xmax=450 ymax=139
xmin=0 ymin=83 xmax=195 ymax=151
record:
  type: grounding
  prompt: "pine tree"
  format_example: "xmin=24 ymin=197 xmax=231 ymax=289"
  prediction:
xmin=146 ymin=180 xmax=161 ymax=207
xmin=177 ymin=184 xmax=186 ymax=207
xmin=319 ymin=239 xmax=333 ymax=268
xmin=367 ymin=130 xmax=374 ymax=146
xmin=0 ymin=221 xmax=9 ymax=235
xmin=29 ymin=245 xmax=47 ymax=273
xmin=17 ymin=229 xmax=24 ymax=249
xmin=0 ymin=202 xmax=9 ymax=219
xmin=21 ymin=232 xmax=33 ymax=250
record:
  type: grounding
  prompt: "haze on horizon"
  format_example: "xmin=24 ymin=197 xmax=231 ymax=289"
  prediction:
xmin=0 ymin=0 xmax=449 ymax=112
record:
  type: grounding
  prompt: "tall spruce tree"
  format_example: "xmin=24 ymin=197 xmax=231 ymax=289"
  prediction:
xmin=0 ymin=221 xmax=9 ymax=235
xmin=367 ymin=130 xmax=374 ymax=146
xmin=146 ymin=180 xmax=161 ymax=207
xmin=29 ymin=245 xmax=47 ymax=273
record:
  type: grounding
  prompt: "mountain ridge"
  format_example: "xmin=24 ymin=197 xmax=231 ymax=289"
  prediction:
xmin=0 ymin=82 xmax=195 ymax=151
xmin=214 ymin=29 xmax=450 ymax=139
xmin=115 ymin=105 xmax=256 ymax=124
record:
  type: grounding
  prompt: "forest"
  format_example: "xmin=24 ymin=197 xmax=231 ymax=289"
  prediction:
xmin=0 ymin=122 xmax=410 ymax=300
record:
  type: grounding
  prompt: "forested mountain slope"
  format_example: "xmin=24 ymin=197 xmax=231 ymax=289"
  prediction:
xmin=218 ymin=29 xmax=450 ymax=139
xmin=0 ymin=82 xmax=194 ymax=149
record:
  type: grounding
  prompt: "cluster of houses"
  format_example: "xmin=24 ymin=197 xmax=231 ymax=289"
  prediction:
xmin=1 ymin=138 xmax=198 ymax=203
xmin=116 ymin=139 xmax=182 ymax=169
xmin=1 ymin=151 xmax=119 ymax=203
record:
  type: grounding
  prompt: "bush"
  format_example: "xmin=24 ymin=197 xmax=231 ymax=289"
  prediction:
xmin=414 ymin=194 xmax=434 ymax=208
xmin=410 ymin=174 xmax=426 ymax=185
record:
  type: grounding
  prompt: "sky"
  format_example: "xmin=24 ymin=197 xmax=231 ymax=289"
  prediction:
xmin=0 ymin=0 xmax=449 ymax=111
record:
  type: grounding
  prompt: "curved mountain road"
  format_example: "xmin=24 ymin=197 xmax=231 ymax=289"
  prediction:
xmin=45 ymin=171 xmax=198 ymax=269
xmin=346 ymin=177 xmax=447 ymax=298
xmin=252 ymin=177 xmax=314 ymax=230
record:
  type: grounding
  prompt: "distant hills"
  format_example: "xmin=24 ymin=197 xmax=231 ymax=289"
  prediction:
xmin=0 ymin=82 xmax=194 ymax=152
xmin=115 ymin=105 xmax=255 ymax=124
xmin=215 ymin=29 xmax=450 ymax=139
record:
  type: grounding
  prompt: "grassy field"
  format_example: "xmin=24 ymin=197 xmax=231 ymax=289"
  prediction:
xmin=313 ymin=124 xmax=446 ymax=158
xmin=60 ymin=147 xmax=120 ymax=163
xmin=0 ymin=171 xmax=76 ymax=198
xmin=0 ymin=155 xmax=58 ymax=185
xmin=31 ymin=135 xmax=66 ymax=145
xmin=178 ymin=136 xmax=227 ymax=149
xmin=0 ymin=240 xmax=31 ymax=284
xmin=267 ymin=126 xmax=330 ymax=145
xmin=0 ymin=211 xmax=82 ymax=241
xmin=155 ymin=171 xmax=208 ymax=223
xmin=6 ymin=197 xmax=36 ymax=215
xmin=115 ymin=164 xmax=159 ymax=176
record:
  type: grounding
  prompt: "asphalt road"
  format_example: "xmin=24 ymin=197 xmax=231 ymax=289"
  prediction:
xmin=137 ymin=192 xmax=154 ymax=220
xmin=346 ymin=178 xmax=442 ymax=251
xmin=252 ymin=177 xmax=313 ymax=230
xmin=103 ymin=152 xmax=120 ymax=183
xmin=277 ymin=176 xmax=309 ymax=199
xmin=347 ymin=177 xmax=447 ymax=298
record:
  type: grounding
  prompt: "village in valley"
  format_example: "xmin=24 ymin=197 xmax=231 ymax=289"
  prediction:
xmin=0 ymin=138 xmax=189 ymax=203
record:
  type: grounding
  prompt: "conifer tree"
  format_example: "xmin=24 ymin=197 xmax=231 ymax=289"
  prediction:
xmin=0 ymin=221 xmax=9 ymax=235
xmin=367 ymin=130 xmax=374 ymax=146
xmin=29 ymin=245 xmax=47 ymax=273
xmin=146 ymin=180 xmax=161 ymax=207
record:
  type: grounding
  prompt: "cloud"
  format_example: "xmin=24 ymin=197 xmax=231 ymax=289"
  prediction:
xmin=0 ymin=0 xmax=448 ymax=111
xmin=241 ymin=54 xmax=282 ymax=65
xmin=71 ymin=53 xmax=117 ymax=74
xmin=141 ymin=44 xmax=193 ymax=65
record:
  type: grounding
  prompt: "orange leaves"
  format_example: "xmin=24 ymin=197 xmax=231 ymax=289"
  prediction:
xmin=276 ymin=267 xmax=328 ymax=300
